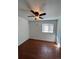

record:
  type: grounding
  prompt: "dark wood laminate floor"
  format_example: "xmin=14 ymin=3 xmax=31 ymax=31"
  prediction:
xmin=18 ymin=39 xmax=61 ymax=59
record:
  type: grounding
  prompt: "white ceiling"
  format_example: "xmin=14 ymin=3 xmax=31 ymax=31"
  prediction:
xmin=18 ymin=0 xmax=61 ymax=21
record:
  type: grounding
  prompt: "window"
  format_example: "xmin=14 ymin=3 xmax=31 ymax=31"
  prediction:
xmin=42 ymin=23 xmax=54 ymax=33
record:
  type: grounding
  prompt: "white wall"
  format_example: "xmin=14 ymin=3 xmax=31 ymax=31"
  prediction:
xmin=29 ymin=20 xmax=57 ymax=42
xmin=18 ymin=16 xmax=29 ymax=45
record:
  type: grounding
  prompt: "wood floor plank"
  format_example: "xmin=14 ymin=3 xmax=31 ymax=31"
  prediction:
xmin=18 ymin=39 xmax=61 ymax=59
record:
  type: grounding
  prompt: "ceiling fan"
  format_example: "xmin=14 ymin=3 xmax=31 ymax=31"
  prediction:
xmin=28 ymin=10 xmax=46 ymax=21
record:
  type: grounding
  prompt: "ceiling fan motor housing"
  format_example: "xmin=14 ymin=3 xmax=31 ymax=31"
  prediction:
xmin=34 ymin=12 xmax=39 ymax=16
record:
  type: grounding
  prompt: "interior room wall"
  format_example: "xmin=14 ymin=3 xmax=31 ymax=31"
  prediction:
xmin=29 ymin=20 xmax=57 ymax=42
xmin=18 ymin=16 xmax=29 ymax=45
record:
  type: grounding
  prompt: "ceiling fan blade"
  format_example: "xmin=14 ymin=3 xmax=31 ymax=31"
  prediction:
xmin=30 ymin=10 xmax=35 ymax=14
xmin=39 ymin=13 xmax=46 ymax=16
xmin=28 ymin=16 xmax=34 ymax=17
xmin=39 ymin=17 xmax=44 ymax=19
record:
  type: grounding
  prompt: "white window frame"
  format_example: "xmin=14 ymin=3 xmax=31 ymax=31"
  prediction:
xmin=42 ymin=23 xmax=54 ymax=33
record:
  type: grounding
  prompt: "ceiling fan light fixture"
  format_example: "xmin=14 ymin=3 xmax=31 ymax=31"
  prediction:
xmin=35 ymin=16 xmax=39 ymax=19
xmin=34 ymin=16 xmax=39 ymax=21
